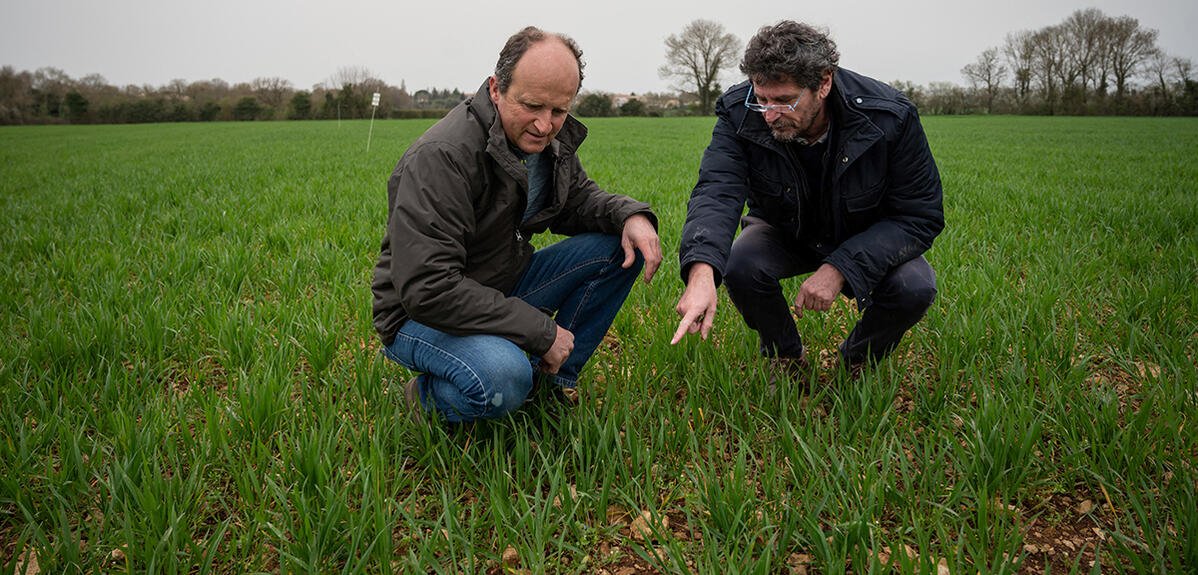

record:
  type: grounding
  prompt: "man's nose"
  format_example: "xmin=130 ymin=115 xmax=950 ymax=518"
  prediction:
xmin=533 ymin=111 xmax=553 ymax=134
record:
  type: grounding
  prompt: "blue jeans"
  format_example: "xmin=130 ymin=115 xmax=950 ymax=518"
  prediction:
xmin=382 ymin=233 xmax=642 ymax=423
xmin=723 ymin=219 xmax=937 ymax=365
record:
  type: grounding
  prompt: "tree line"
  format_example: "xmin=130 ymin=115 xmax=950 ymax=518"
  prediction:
xmin=0 ymin=65 xmax=468 ymax=125
xmin=0 ymin=60 xmax=704 ymax=125
xmin=948 ymin=8 xmax=1196 ymax=115
xmin=2 ymin=9 xmax=1194 ymax=125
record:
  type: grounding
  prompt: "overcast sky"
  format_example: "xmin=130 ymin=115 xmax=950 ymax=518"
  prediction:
xmin=3 ymin=0 xmax=1195 ymax=95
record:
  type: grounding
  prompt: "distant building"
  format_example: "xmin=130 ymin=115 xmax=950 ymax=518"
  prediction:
xmin=611 ymin=93 xmax=637 ymax=107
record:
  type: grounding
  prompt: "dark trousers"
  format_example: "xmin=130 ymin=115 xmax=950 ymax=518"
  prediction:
xmin=723 ymin=219 xmax=937 ymax=365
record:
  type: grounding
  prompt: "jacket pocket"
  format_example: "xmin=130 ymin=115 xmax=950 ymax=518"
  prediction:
xmin=839 ymin=149 xmax=887 ymax=212
xmin=748 ymin=167 xmax=794 ymax=214
xmin=843 ymin=182 xmax=884 ymax=212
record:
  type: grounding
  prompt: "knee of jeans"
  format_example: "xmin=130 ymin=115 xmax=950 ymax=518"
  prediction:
xmin=467 ymin=355 xmax=534 ymax=419
xmin=602 ymin=235 xmax=642 ymax=272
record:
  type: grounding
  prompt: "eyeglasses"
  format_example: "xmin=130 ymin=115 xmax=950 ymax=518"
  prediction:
xmin=744 ymin=85 xmax=801 ymax=114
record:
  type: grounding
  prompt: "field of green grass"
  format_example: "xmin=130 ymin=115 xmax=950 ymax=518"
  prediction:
xmin=1 ymin=115 xmax=1196 ymax=574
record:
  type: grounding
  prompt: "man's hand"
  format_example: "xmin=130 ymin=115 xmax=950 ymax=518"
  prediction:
xmin=540 ymin=325 xmax=575 ymax=374
xmin=671 ymin=264 xmax=718 ymax=344
xmin=794 ymin=263 xmax=844 ymax=318
xmin=621 ymin=214 xmax=662 ymax=284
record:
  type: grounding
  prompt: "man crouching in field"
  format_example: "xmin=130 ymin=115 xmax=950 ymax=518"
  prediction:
xmin=672 ymin=21 xmax=943 ymax=380
xmin=372 ymin=26 xmax=662 ymax=423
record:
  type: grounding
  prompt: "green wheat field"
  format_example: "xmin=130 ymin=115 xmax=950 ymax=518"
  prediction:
xmin=1 ymin=116 xmax=1196 ymax=574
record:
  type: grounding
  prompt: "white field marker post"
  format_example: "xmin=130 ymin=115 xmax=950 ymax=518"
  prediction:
xmin=366 ymin=92 xmax=381 ymax=152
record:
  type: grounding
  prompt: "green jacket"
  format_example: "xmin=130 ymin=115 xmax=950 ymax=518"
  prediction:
xmin=371 ymin=82 xmax=655 ymax=356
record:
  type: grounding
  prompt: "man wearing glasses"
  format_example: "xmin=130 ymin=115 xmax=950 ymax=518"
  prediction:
xmin=672 ymin=21 xmax=943 ymax=381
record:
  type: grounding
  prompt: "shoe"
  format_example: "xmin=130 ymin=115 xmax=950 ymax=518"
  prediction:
xmin=836 ymin=358 xmax=867 ymax=381
xmin=836 ymin=343 xmax=870 ymax=381
xmin=404 ymin=376 xmax=426 ymax=422
xmin=533 ymin=371 xmax=580 ymax=407
xmin=556 ymin=386 xmax=580 ymax=406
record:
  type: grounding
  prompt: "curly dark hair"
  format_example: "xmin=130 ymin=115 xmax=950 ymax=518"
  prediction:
xmin=740 ymin=21 xmax=839 ymax=89
xmin=493 ymin=26 xmax=585 ymax=94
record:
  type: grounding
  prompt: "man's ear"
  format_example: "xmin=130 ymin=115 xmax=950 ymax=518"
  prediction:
xmin=818 ymin=70 xmax=834 ymax=99
xmin=488 ymin=76 xmax=501 ymax=105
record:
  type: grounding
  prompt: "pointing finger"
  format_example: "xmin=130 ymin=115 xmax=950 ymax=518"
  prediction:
xmin=671 ymin=306 xmax=704 ymax=345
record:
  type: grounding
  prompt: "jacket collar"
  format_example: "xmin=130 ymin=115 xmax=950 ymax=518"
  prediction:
xmin=827 ymin=70 xmax=881 ymax=145
xmin=731 ymin=80 xmax=841 ymax=152
xmin=729 ymin=70 xmax=883 ymax=175
xmin=825 ymin=70 xmax=884 ymax=178
xmin=467 ymin=80 xmax=589 ymax=167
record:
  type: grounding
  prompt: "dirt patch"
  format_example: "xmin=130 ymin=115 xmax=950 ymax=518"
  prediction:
xmin=1081 ymin=354 xmax=1160 ymax=409
xmin=1018 ymin=491 xmax=1112 ymax=573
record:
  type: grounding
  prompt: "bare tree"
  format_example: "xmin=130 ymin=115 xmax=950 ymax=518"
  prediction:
xmin=659 ymin=19 xmax=741 ymax=115
xmin=961 ymin=47 xmax=1007 ymax=113
xmin=252 ymin=77 xmax=294 ymax=111
xmin=1106 ymin=15 xmax=1158 ymax=101
xmin=924 ymin=82 xmax=968 ymax=114
xmin=0 ymin=66 xmax=34 ymax=122
xmin=1147 ymin=49 xmax=1174 ymax=107
xmin=1173 ymin=56 xmax=1194 ymax=86
xmin=1029 ymin=26 xmax=1068 ymax=113
xmin=78 ymin=73 xmax=108 ymax=91
xmin=1040 ymin=23 xmax=1086 ymax=111
xmin=1145 ymin=51 xmax=1194 ymax=113
xmin=1092 ymin=17 xmax=1117 ymax=98
xmin=889 ymin=79 xmax=923 ymax=108
xmin=1062 ymin=8 xmax=1107 ymax=105
xmin=75 ymin=73 xmax=117 ymax=107
xmin=186 ymin=79 xmax=230 ymax=103
xmin=30 ymin=67 xmax=72 ymax=117
xmin=1003 ymin=31 xmax=1035 ymax=105
xmin=326 ymin=66 xmax=373 ymax=90
xmin=991 ymin=11 xmax=1164 ymax=113
xmin=165 ymin=78 xmax=189 ymax=100
xmin=31 ymin=67 xmax=71 ymax=93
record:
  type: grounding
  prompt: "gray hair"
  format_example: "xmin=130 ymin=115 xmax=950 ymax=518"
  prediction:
xmin=740 ymin=21 xmax=840 ymax=90
xmin=493 ymin=26 xmax=585 ymax=94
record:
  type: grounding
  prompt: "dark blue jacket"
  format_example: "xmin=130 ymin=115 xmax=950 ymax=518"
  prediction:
xmin=678 ymin=68 xmax=944 ymax=308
